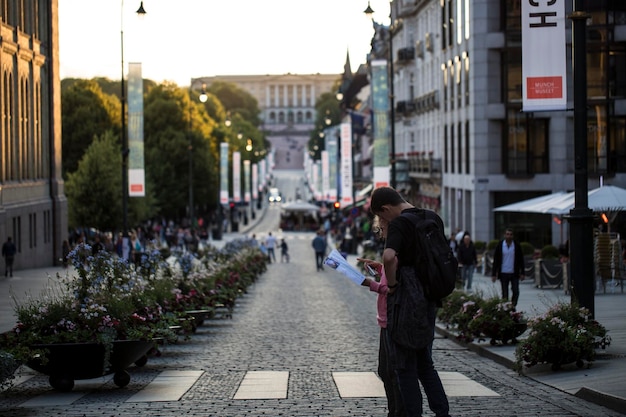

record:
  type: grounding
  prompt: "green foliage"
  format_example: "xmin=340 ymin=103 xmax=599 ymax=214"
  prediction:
xmin=541 ymin=245 xmax=559 ymax=259
xmin=207 ymin=81 xmax=261 ymax=126
xmin=437 ymin=290 xmax=485 ymax=341
xmin=474 ymin=241 xmax=486 ymax=252
xmin=65 ymin=132 xmax=123 ymax=231
xmin=487 ymin=239 xmax=500 ymax=251
xmin=61 ymin=79 xmax=121 ymax=176
xmin=520 ymin=242 xmax=535 ymax=256
xmin=467 ymin=297 xmax=526 ymax=344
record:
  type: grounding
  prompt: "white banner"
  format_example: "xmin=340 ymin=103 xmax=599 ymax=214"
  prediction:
xmin=252 ymin=163 xmax=258 ymax=199
xmin=522 ymin=0 xmax=567 ymax=112
xmin=340 ymin=122 xmax=353 ymax=208
xmin=127 ymin=62 xmax=145 ymax=197
xmin=243 ymin=160 xmax=251 ymax=203
xmin=233 ymin=152 xmax=241 ymax=203
xmin=321 ymin=151 xmax=330 ymax=202
xmin=220 ymin=142 xmax=229 ymax=205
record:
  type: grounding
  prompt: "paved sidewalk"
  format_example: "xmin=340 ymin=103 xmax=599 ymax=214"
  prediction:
xmin=438 ymin=269 xmax=626 ymax=414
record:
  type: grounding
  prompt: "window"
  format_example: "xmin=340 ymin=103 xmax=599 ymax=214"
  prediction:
xmin=463 ymin=52 xmax=470 ymax=105
xmin=465 ymin=121 xmax=470 ymax=174
xmin=503 ymin=111 xmax=549 ymax=176
xmin=608 ymin=116 xmax=626 ymax=172
xmin=450 ymin=124 xmax=455 ymax=173
xmin=457 ymin=123 xmax=462 ymax=173
xmin=444 ymin=125 xmax=448 ymax=172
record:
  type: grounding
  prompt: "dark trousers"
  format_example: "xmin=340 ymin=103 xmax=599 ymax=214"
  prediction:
xmin=4 ymin=256 xmax=14 ymax=277
xmin=498 ymin=272 xmax=520 ymax=306
xmin=315 ymin=251 xmax=324 ymax=270
xmin=379 ymin=328 xmax=404 ymax=417
xmin=393 ymin=304 xmax=450 ymax=417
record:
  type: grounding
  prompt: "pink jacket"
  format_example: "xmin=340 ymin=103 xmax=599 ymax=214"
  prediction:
xmin=368 ymin=268 xmax=388 ymax=328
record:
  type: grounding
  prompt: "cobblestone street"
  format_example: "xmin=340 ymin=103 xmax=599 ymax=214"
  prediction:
xmin=0 ymin=235 xmax=622 ymax=416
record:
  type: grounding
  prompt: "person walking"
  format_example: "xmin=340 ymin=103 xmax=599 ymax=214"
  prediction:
xmin=280 ymin=238 xmax=290 ymax=263
xmin=266 ymin=232 xmax=277 ymax=263
xmin=370 ymin=186 xmax=450 ymax=417
xmin=491 ymin=228 xmax=525 ymax=306
xmin=312 ymin=229 xmax=327 ymax=271
xmin=2 ymin=237 xmax=17 ymax=277
xmin=457 ymin=233 xmax=477 ymax=291
xmin=358 ymin=216 xmax=405 ymax=417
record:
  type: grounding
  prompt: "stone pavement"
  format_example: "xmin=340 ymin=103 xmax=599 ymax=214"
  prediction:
xmin=1 ymin=234 xmax=624 ymax=417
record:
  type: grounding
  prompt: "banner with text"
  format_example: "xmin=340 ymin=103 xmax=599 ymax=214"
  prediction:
xmin=128 ymin=62 xmax=145 ymax=196
xmin=371 ymin=60 xmax=390 ymax=188
xmin=522 ymin=0 xmax=566 ymax=111
xmin=233 ymin=151 xmax=241 ymax=203
xmin=340 ymin=121 xmax=353 ymax=208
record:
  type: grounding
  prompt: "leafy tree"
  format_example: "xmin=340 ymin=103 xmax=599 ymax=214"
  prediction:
xmin=61 ymin=80 xmax=121 ymax=176
xmin=308 ymin=89 xmax=342 ymax=159
xmin=143 ymin=83 xmax=218 ymax=221
xmin=65 ymin=131 xmax=157 ymax=232
xmin=206 ymin=81 xmax=261 ymax=127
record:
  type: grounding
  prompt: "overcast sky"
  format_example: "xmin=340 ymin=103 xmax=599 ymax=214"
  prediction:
xmin=58 ymin=0 xmax=391 ymax=86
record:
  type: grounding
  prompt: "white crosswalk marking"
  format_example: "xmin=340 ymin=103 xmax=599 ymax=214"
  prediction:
xmin=13 ymin=370 xmax=498 ymax=406
xmin=233 ymin=370 xmax=289 ymax=399
xmin=127 ymin=370 xmax=204 ymax=402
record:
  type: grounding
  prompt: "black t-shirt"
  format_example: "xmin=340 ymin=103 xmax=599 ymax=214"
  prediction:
xmin=385 ymin=208 xmax=445 ymax=268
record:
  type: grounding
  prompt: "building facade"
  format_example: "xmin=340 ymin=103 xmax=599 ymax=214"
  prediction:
xmin=192 ymin=74 xmax=338 ymax=171
xmin=0 ymin=1 xmax=67 ymax=269
xmin=376 ymin=0 xmax=626 ymax=247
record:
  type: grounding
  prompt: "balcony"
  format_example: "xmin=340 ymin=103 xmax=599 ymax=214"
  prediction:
xmin=396 ymin=100 xmax=416 ymax=115
xmin=407 ymin=152 xmax=442 ymax=179
xmin=397 ymin=47 xmax=415 ymax=64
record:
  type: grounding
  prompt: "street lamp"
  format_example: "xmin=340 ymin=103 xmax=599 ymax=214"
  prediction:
xmin=121 ymin=0 xmax=146 ymax=259
xmin=364 ymin=1 xmax=397 ymax=188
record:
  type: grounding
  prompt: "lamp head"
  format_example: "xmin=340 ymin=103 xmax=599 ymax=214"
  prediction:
xmin=364 ymin=1 xmax=374 ymax=19
xmin=136 ymin=1 xmax=147 ymax=16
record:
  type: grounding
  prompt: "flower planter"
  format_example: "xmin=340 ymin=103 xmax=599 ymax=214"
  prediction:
xmin=185 ymin=309 xmax=213 ymax=332
xmin=482 ymin=322 xmax=527 ymax=346
xmin=27 ymin=339 xmax=156 ymax=392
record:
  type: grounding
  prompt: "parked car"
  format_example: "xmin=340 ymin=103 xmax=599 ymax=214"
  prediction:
xmin=268 ymin=188 xmax=282 ymax=203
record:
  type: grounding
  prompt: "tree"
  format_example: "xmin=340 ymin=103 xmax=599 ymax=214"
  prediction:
xmin=61 ymin=80 xmax=121 ymax=176
xmin=65 ymin=131 xmax=157 ymax=232
xmin=206 ymin=81 xmax=261 ymax=127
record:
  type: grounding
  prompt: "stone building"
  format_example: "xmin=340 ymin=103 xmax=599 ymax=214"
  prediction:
xmin=192 ymin=74 xmax=338 ymax=171
xmin=369 ymin=0 xmax=626 ymax=247
xmin=0 ymin=1 xmax=67 ymax=268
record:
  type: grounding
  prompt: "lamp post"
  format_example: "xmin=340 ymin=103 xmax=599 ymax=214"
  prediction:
xmin=568 ymin=5 xmax=594 ymax=316
xmin=364 ymin=1 xmax=396 ymax=189
xmin=187 ymin=81 xmax=208 ymax=229
xmin=121 ymin=0 xmax=146 ymax=259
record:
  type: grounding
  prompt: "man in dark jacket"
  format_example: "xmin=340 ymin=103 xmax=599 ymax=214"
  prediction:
xmin=2 ymin=237 xmax=16 ymax=277
xmin=491 ymin=228 xmax=525 ymax=306
xmin=457 ymin=233 xmax=477 ymax=290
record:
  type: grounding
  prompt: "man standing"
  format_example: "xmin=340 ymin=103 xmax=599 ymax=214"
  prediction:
xmin=491 ymin=228 xmax=525 ymax=306
xmin=266 ymin=232 xmax=277 ymax=263
xmin=2 ymin=237 xmax=17 ymax=277
xmin=457 ymin=233 xmax=478 ymax=291
xmin=370 ymin=186 xmax=450 ymax=417
xmin=311 ymin=229 xmax=327 ymax=271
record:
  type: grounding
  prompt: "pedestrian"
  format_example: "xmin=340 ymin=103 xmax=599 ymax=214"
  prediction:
xmin=358 ymin=216 xmax=404 ymax=417
xmin=259 ymin=241 xmax=270 ymax=263
xmin=370 ymin=186 xmax=450 ymax=417
xmin=312 ymin=229 xmax=327 ymax=271
xmin=457 ymin=233 xmax=477 ymax=291
xmin=2 ymin=236 xmax=17 ymax=277
xmin=280 ymin=238 xmax=290 ymax=263
xmin=266 ymin=232 xmax=277 ymax=263
xmin=491 ymin=228 xmax=525 ymax=306
xmin=448 ymin=233 xmax=458 ymax=258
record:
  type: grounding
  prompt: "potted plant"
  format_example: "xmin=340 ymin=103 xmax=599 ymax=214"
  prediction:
xmin=437 ymin=290 xmax=485 ymax=342
xmin=515 ymin=302 xmax=611 ymax=372
xmin=0 ymin=244 xmax=177 ymax=391
xmin=468 ymin=297 xmax=527 ymax=345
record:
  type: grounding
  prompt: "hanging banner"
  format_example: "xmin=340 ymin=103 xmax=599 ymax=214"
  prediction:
xmin=340 ymin=121 xmax=353 ymax=208
xmin=127 ymin=62 xmax=145 ymax=197
xmin=233 ymin=151 xmax=241 ymax=203
xmin=243 ymin=160 xmax=251 ymax=203
xmin=522 ymin=0 xmax=566 ymax=111
xmin=259 ymin=159 xmax=266 ymax=192
xmin=220 ymin=142 xmax=229 ymax=205
xmin=371 ymin=60 xmax=390 ymax=188
xmin=321 ymin=151 xmax=330 ymax=201
xmin=252 ymin=163 xmax=258 ymax=199
xmin=326 ymin=127 xmax=338 ymax=202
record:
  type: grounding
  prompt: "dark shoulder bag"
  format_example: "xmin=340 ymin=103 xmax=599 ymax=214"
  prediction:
xmin=387 ymin=265 xmax=433 ymax=350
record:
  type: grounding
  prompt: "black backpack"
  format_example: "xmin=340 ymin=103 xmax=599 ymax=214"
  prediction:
xmin=402 ymin=210 xmax=458 ymax=301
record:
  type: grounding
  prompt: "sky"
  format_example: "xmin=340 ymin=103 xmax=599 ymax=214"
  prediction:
xmin=58 ymin=0 xmax=391 ymax=87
